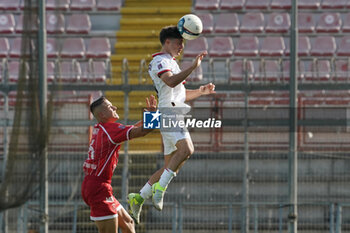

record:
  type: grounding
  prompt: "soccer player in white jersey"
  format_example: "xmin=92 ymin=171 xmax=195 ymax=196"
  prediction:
xmin=128 ymin=26 xmax=215 ymax=224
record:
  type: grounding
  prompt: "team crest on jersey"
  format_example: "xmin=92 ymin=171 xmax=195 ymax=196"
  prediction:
xmin=158 ymin=63 xmax=163 ymax=69
xmin=106 ymin=196 xmax=114 ymax=203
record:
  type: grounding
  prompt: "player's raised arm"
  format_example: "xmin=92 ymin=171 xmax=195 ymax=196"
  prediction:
xmin=129 ymin=95 xmax=157 ymax=139
xmin=185 ymin=82 xmax=216 ymax=102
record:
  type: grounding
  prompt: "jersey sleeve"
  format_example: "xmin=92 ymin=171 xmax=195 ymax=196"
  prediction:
xmin=102 ymin=122 xmax=134 ymax=144
xmin=154 ymin=58 xmax=172 ymax=77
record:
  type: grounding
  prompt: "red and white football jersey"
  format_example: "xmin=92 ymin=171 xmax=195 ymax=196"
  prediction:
xmin=83 ymin=122 xmax=133 ymax=183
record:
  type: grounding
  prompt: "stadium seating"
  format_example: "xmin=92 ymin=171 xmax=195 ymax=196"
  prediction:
xmin=270 ymin=0 xmax=291 ymax=9
xmin=183 ymin=37 xmax=208 ymax=57
xmin=240 ymin=12 xmax=265 ymax=33
xmin=66 ymin=14 xmax=91 ymax=34
xmin=46 ymin=13 xmax=65 ymax=34
xmin=86 ymin=38 xmax=111 ymax=59
xmin=298 ymin=13 xmax=315 ymax=33
xmin=96 ymin=0 xmax=122 ymax=10
xmin=81 ymin=61 xmax=106 ymax=83
xmin=0 ymin=0 xmax=20 ymax=10
xmin=255 ymin=60 xmax=281 ymax=82
xmin=281 ymin=60 xmax=306 ymax=81
xmin=0 ymin=38 xmax=9 ymax=58
xmin=194 ymin=0 xmax=220 ymax=10
xmin=46 ymin=0 xmax=70 ymax=10
xmin=57 ymin=61 xmax=81 ymax=83
xmin=180 ymin=61 xmax=203 ymax=82
xmin=70 ymin=0 xmax=95 ymax=10
xmin=214 ymin=13 xmax=239 ymax=33
xmin=209 ymin=37 xmax=234 ymax=57
xmin=15 ymin=14 xmax=38 ymax=33
xmin=285 ymin=36 xmax=311 ymax=56
xmin=260 ymin=36 xmax=285 ymax=57
xmin=310 ymin=36 xmax=336 ymax=56
xmin=321 ymin=0 xmax=347 ymax=9
xmin=245 ymin=0 xmax=270 ymax=9
xmin=197 ymin=13 xmax=214 ymax=34
xmin=0 ymin=14 xmax=15 ymax=34
xmin=316 ymin=13 xmax=341 ymax=33
xmin=46 ymin=38 xmax=59 ymax=58
xmin=298 ymin=0 xmax=320 ymax=9
xmin=9 ymin=38 xmax=34 ymax=58
xmin=8 ymin=61 xmax=29 ymax=83
xmin=337 ymin=36 xmax=350 ymax=56
xmin=220 ymin=0 xmax=245 ymax=10
xmin=234 ymin=36 xmax=259 ymax=56
xmin=266 ymin=12 xmax=291 ymax=33
xmin=61 ymin=38 xmax=85 ymax=58
xmin=305 ymin=60 xmax=331 ymax=82
xmin=229 ymin=60 xmax=254 ymax=82
xmin=47 ymin=61 xmax=55 ymax=83
xmin=333 ymin=60 xmax=350 ymax=82
xmin=341 ymin=13 xmax=350 ymax=32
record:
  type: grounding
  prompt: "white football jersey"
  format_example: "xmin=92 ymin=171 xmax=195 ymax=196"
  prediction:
xmin=148 ymin=52 xmax=187 ymax=108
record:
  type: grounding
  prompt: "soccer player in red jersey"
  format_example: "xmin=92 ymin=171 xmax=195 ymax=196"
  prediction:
xmin=81 ymin=95 xmax=157 ymax=233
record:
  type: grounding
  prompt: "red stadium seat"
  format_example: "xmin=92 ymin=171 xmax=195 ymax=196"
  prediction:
xmin=310 ymin=36 xmax=336 ymax=56
xmin=305 ymin=60 xmax=331 ymax=82
xmin=19 ymin=0 xmax=38 ymax=10
xmin=229 ymin=60 xmax=254 ymax=82
xmin=0 ymin=38 xmax=9 ymax=58
xmin=61 ymin=38 xmax=85 ymax=59
xmin=341 ymin=13 xmax=350 ymax=32
xmin=86 ymin=37 xmax=111 ymax=59
xmin=245 ymin=0 xmax=270 ymax=9
xmin=15 ymin=14 xmax=38 ymax=33
xmin=0 ymin=0 xmax=20 ymax=10
xmin=46 ymin=0 xmax=70 ymax=10
xmin=337 ymin=36 xmax=350 ymax=56
xmin=8 ymin=61 xmax=29 ymax=83
xmin=270 ymin=0 xmax=291 ymax=9
xmin=234 ymin=36 xmax=259 ymax=57
xmin=220 ymin=0 xmax=245 ymax=10
xmin=70 ymin=0 xmax=95 ymax=11
xmin=285 ymin=36 xmax=311 ymax=56
xmin=9 ymin=38 xmax=34 ymax=58
xmin=183 ymin=37 xmax=208 ymax=57
xmin=281 ymin=60 xmax=306 ymax=81
xmin=255 ymin=60 xmax=281 ymax=82
xmin=298 ymin=13 xmax=315 ymax=33
xmin=298 ymin=0 xmax=320 ymax=9
xmin=195 ymin=0 xmax=220 ymax=10
xmin=214 ymin=13 xmax=239 ymax=33
xmin=260 ymin=36 xmax=285 ymax=57
xmin=321 ymin=0 xmax=347 ymax=9
xmin=97 ymin=0 xmax=122 ymax=10
xmin=66 ymin=14 xmax=91 ymax=34
xmin=240 ymin=12 xmax=265 ymax=33
xmin=333 ymin=60 xmax=350 ymax=82
xmin=180 ymin=61 xmax=203 ymax=82
xmin=316 ymin=13 xmax=341 ymax=33
xmin=57 ymin=61 xmax=81 ymax=83
xmin=209 ymin=37 xmax=234 ymax=57
xmin=197 ymin=13 xmax=214 ymax=34
xmin=81 ymin=61 xmax=106 ymax=83
xmin=46 ymin=38 xmax=59 ymax=58
xmin=47 ymin=61 xmax=55 ymax=83
xmin=266 ymin=12 xmax=290 ymax=33
xmin=46 ymin=13 xmax=65 ymax=34
xmin=0 ymin=14 xmax=15 ymax=34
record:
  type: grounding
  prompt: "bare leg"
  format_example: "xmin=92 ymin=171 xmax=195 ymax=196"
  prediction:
xmin=166 ymin=138 xmax=194 ymax=172
xmin=95 ymin=218 xmax=118 ymax=233
xmin=148 ymin=152 xmax=174 ymax=184
xmin=118 ymin=207 xmax=135 ymax=233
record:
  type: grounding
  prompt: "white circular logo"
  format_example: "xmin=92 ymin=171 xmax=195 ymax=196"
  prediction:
xmin=46 ymin=43 xmax=53 ymax=52
xmin=274 ymin=15 xmax=284 ymax=25
xmin=49 ymin=15 xmax=57 ymax=25
xmin=0 ymin=16 xmax=8 ymax=25
xmin=325 ymin=15 xmax=334 ymax=25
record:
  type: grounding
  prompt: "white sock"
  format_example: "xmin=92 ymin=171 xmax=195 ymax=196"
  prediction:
xmin=159 ymin=168 xmax=176 ymax=188
xmin=140 ymin=181 xmax=152 ymax=200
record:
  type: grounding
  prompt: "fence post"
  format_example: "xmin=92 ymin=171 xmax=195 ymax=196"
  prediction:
xmin=172 ymin=203 xmax=177 ymax=233
xmin=72 ymin=202 xmax=78 ymax=233
xmin=254 ymin=204 xmax=258 ymax=233
xmin=335 ymin=204 xmax=342 ymax=233
xmin=279 ymin=204 xmax=283 ymax=233
xmin=228 ymin=204 xmax=233 ymax=233
xmin=178 ymin=203 xmax=183 ymax=233
xmin=330 ymin=203 xmax=335 ymax=233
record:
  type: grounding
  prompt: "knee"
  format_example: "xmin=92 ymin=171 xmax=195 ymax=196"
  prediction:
xmin=182 ymin=145 xmax=194 ymax=158
xmin=120 ymin=219 xmax=135 ymax=233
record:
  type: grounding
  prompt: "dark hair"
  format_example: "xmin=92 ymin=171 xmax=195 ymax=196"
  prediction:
xmin=159 ymin=26 xmax=182 ymax=45
xmin=90 ymin=96 xmax=106 ymax=113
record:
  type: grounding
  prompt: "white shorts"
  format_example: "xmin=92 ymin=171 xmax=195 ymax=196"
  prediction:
xmin=161 ymin=130 xmax=192 ymax=155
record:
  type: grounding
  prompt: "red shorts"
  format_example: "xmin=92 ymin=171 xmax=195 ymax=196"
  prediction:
xmin=81 ymin=176 xmax=121 ymax=221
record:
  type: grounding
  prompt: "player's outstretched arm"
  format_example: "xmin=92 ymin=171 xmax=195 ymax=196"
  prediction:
xmin=160 ymin=51 xmax=207 ymax=88
xmin=185 ymin=82 xmax=216 ymax=102
xmin=129 ymin=95 xmax=157 ymax=139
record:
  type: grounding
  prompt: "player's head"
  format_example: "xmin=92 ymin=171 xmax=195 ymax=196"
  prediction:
xmin=90 ymin=96 xmax=119 ymax=123
xmin=159 ymin=26 xmax=184 ymax=57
